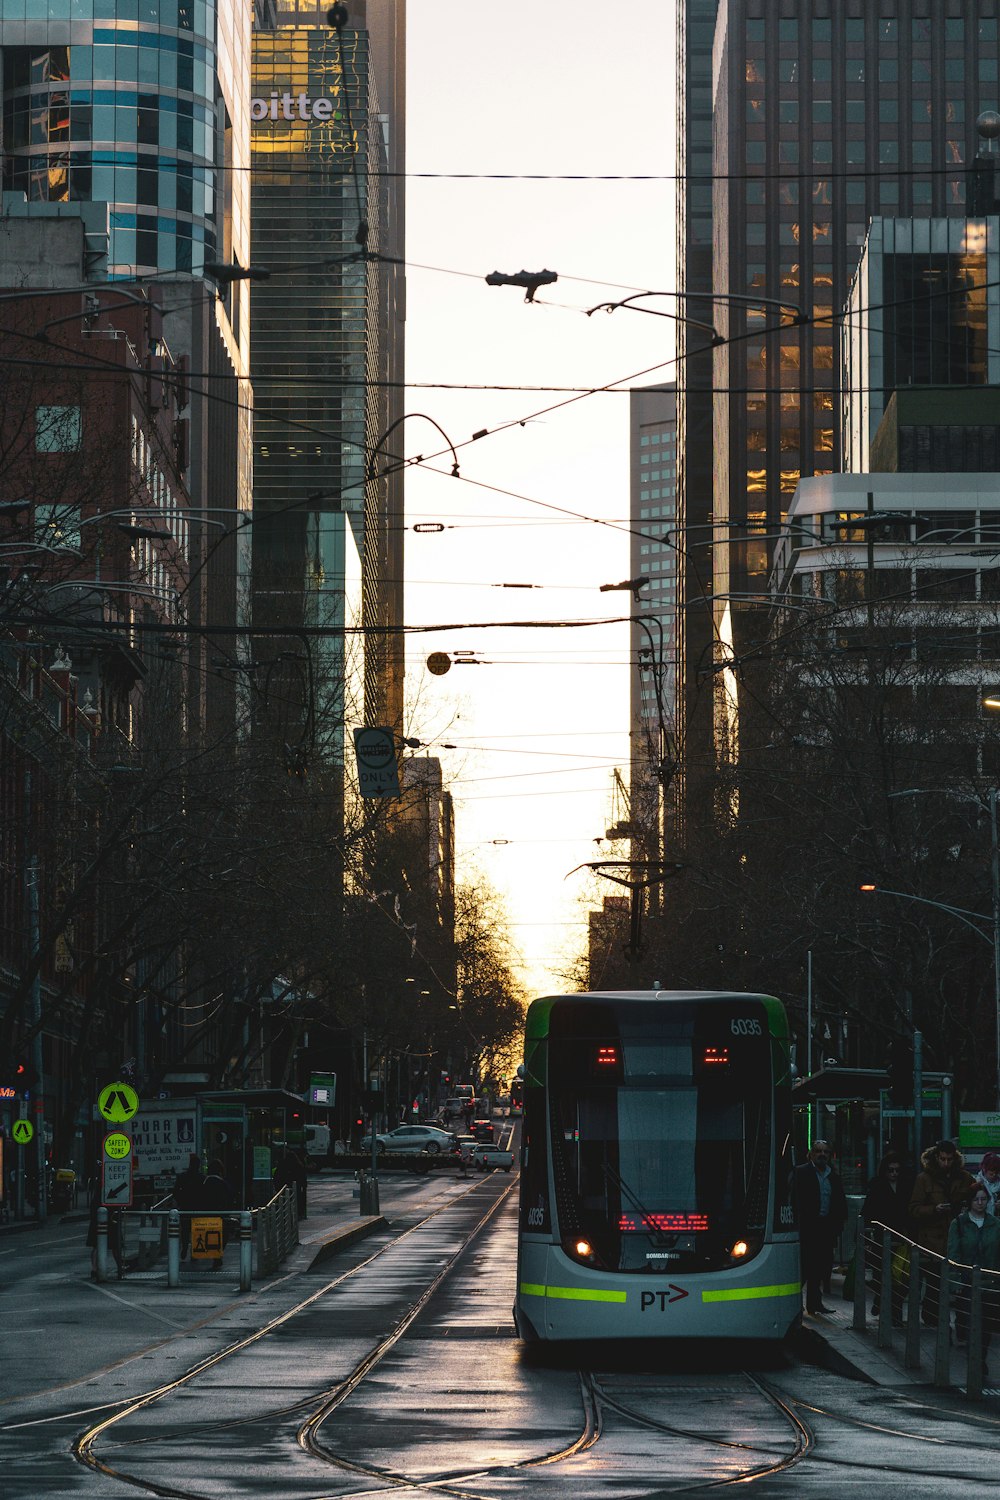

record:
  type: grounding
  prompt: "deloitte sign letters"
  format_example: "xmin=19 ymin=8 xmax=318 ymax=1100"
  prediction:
xmin=251 ymin=93 xmax=340 ymax=122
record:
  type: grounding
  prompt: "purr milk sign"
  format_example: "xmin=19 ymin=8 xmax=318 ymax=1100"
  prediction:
xmin=131 ymin=1101 xmax=197 ymax=1175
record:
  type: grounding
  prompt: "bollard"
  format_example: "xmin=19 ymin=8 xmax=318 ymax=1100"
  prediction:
xmin=905 ymin=1246 xmax=922 ymax=1370
xmin=967 ymin=1266 xmax=984 ymax=1400
xmin=167 ymin=1208 xmax=180 ymax=1288
xmin=877 ymin=1229 xmax=894 ymax=1349
xmin=934 ymin=1257 xmax=952 ymax=1387
xmin=852 ymin=1208 xmax=867 ymax=1331
xmin=239 ymin=1210 xmax=252 ymax=1293
xmin=96 ymin=1206 xmax=109 ymax=1283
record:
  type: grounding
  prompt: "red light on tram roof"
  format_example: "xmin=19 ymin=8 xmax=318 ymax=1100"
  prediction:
xmin=702 ymin=1046 xmax=729 ymax=1066
xmin=595 ymin=1045 xmax=619 ymax=1066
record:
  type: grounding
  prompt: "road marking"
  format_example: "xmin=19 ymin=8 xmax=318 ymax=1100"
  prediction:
xmin=82 ymin=1281 xmax=186 ymax=1329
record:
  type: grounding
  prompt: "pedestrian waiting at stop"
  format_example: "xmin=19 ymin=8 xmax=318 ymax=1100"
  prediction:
xmin=862 ymin=1152 xmax=912 ymax=1325
xmin=974 ymin=1152 xmax=1000 ymax=1215
xmin=909 ymin=1140 xmax=974 ymax=1326
xmin=172 ymin=1153 xmax=203 ymax=1260
xmin=948 ymin=1183 xmax=1000 ymax=1373
xmin=199 ymin=1159 xmax=237 ymax=1269
xmin=791 ymin=1139 xmax=847 ymax=1316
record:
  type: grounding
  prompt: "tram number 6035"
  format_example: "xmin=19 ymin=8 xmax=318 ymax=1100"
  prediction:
xmin=730 ymin=1017 xmax=763 ymax=1036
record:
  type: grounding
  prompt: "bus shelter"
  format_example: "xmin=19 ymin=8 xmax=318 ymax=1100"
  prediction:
xmin=198 ymin=1089 xmax=306 ymax=1207
xmin=793 ymin=1066 xmax=955 ymax=1195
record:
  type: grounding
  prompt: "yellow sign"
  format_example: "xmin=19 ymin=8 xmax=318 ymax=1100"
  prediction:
xmin=11 ymin=1119 xmax=33 ymax=1146
xmin=190 ymin=1216 xmax=224 ymax=1259
xmin=98 ymin=1082 xmax=139 ymax=1123
xmin=104 ymin=1132 xmax=132 ymax=1160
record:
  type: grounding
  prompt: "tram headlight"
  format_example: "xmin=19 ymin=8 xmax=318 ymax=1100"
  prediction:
xmin=563 ymin=1234 xmax=601 ymax=1266
xmin=730 ymin=1239 xmax=749 ymax=1259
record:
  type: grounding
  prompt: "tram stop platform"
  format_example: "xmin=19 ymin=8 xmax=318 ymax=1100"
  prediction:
xmin=801 ymin=1270 xmax=1000 ymax=1400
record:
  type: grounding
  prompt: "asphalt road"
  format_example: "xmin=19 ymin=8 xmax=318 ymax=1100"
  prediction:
xmin=2 ymin=1168 xmax=998 ymax=1499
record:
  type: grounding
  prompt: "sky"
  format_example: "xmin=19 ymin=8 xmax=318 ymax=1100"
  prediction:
xmin=402 ymin=1 xmax=677 ymax=997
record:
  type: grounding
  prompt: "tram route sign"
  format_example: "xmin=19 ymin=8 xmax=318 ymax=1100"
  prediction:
xmin=102 ymin=1155 xmax=133 ymax=1207
xmin=353 ymin=727 xmax=400 ymax=799
xmin=11 ymin=1118 xmax=33 ymax=1145
xmin=98 ymin=1081 xmax=140 ymax=1123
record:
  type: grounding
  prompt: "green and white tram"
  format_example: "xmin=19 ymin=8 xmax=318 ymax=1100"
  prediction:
xmin=514 ymin=990 xmax=800 ymax=1343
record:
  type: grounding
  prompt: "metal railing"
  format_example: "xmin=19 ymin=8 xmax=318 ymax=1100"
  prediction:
xmin=94 ymin=1185 xmax=299 ymax=1292
xmin=854 ymin=1209 xmax=1000 ymax=1399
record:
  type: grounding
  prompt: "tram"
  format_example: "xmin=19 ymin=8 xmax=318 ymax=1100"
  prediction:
xmin=514 ymin=990 xmax=800 ymax=1343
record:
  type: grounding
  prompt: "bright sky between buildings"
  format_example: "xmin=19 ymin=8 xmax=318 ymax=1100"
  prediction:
xmin=404 ymin=0 xmax=677 ymax=998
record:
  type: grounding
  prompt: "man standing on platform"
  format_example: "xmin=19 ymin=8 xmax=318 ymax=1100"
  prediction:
xmin=792 ymin=1139 xmax=848 ymax=1315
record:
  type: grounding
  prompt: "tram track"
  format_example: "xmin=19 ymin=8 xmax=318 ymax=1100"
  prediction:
xmin=68 ymin=1174 xmax=517 ymax=1496
xmin=12 ymin=1170 xmax=990 ymax=1500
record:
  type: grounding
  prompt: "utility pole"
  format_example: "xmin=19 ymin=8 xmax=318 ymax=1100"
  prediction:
xmin=28 ymin=855 xmax=46 ymax=1224
xmin=992 ymin=787 xmax=1000 ymax=1110
xmin=913 ymin=1029 xmax=923 ymax=1159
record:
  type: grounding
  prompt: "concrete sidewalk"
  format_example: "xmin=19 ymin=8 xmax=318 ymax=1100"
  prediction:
xmin=0 ymin=1170 xmax=475 ymax=1408
xmin=801 ymin=1271 xmax=1000 ymax=1399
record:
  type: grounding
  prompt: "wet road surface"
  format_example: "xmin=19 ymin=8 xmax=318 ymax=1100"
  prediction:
xmin=3 ymin=1169 xmax=999 ymax=1498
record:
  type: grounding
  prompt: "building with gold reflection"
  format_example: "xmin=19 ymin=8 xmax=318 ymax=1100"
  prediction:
xmin=250 ymin=0 xmax=404 ymax=748
xmin=705 ymin=3 xmax=1000 ymax=771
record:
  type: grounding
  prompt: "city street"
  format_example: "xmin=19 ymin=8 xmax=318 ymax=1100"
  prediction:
xmin=2 ymin=1166 xmax=998 ymax=1499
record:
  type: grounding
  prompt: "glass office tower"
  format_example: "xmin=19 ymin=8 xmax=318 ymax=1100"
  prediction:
xmin=710 ymin=1 xmax=999 ymax=761
xmin=250 ymin=0 xmax=404 ymax=749
xmin=0 ymin=0 xmax=250 ymax=280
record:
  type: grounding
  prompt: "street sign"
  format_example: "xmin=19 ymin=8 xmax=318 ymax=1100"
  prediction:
xmin=101 ymin=1155 xmax=133 ymax=1207
xmin=131 ymin=1102 xmax=197 ymax=1175
xmin=191 ymin=1216 xmax=223 ymax=1259
xmin=98 ymin=1081 xmax=139 ymax=1123
xmin=308 ymin=1072 xmax=336 ymax=1107
xmin=104 ymin=1131 xmax=132 ymax=1161
xmin=353 ymin=726 xmax=400 ymax=798
xmin=11 ymin=1118 xmax=33 ymax=1146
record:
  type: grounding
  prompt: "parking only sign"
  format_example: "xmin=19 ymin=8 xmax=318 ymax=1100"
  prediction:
xmin=102 ymin=1155 xmax=133 ymax=1207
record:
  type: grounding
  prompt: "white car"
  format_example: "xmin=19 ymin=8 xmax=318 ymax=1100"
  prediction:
xmin=360 ymin=1125 xmax=457 ymax=1155
xmin=471 ymin=1140 xmax=514 ymax=1172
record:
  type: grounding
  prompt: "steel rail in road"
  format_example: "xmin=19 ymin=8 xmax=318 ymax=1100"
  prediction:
xmin=71 ymin=1173 xmax=516 ymax=1497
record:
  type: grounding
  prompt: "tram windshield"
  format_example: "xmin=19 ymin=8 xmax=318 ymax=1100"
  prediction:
xmin=548 ymin=1001 xmax=772 ymax=1273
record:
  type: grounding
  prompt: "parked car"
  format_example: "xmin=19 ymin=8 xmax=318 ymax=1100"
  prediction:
xmin=471 ymin=1119 xmax=494 ymax=1142
xmin=471 ymin=1140 xmax=514 ymax=1172
xmin=360 ymin=1125 xmax=457 ymax=1155
xmin=304 ymin=1124 xmax=331 ymax=1167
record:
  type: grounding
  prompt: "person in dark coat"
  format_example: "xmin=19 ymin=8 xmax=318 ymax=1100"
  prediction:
xmin=791 ymin=1139 xmax=848 ymax=1315
xmin=172 ymin=1153 xmax=202 ymax=1259
xmin=199 ymin=1159 xmax=237 ymax=1268
xmin=863 ymin=1152 xmax=911 ymax=1322
xmin=909 ymin=1139 xmax=974 ymax=1324
xmin=948 ymin=1182 xmax=1000 ymax=1367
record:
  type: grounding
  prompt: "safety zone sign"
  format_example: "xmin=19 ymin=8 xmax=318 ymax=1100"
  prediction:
xmin=98 ymin=1082 xmax=139 ymax=1123
xmin=104 ymin=1131 xmax=132 ymax=1160
xmin=191 ymin=1216 xmax=224 ymax=1259
xmin=102 ymin=1155 xmax=133 ymax=1207
xmin=11 ymin=1119 xmax=34 ymax=1145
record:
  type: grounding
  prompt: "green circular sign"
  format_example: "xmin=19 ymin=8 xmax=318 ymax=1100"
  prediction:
xmin=98 ymin=1081 xmax=139 ymax=1123
xmin=11 ymin=1118 xmax=33 ymax=1145
xmin=104 ymin=1131 xmax=132 ymax=1160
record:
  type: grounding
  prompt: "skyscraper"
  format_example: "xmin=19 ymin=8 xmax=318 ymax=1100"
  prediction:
xmin=629 ymin=384 xmax=677 ymax=860
xmin=708 ymin=2 xmax=998 ymax=762
xmin=250 ymin=0 xmax=405 ymax=752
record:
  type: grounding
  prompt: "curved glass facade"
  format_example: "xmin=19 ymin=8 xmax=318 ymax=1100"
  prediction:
xmin=2 ymin=1 xmax=223 ymax=275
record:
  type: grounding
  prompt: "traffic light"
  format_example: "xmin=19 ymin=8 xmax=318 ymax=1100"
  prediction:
xmin=440 ymin=1072 xmax=451 ymax=1087
xmin=886 ymin=1038 xmax=914 ymax=1107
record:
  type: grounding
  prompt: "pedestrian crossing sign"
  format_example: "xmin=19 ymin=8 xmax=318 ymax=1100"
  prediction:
xmin=98 ymin=1082 xmax=139 ymax=1123
xmin=191 ymin=1216 xmax=224 ymax=1259
xmin=11 ymin=1118 xmax=33 ymax=1145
